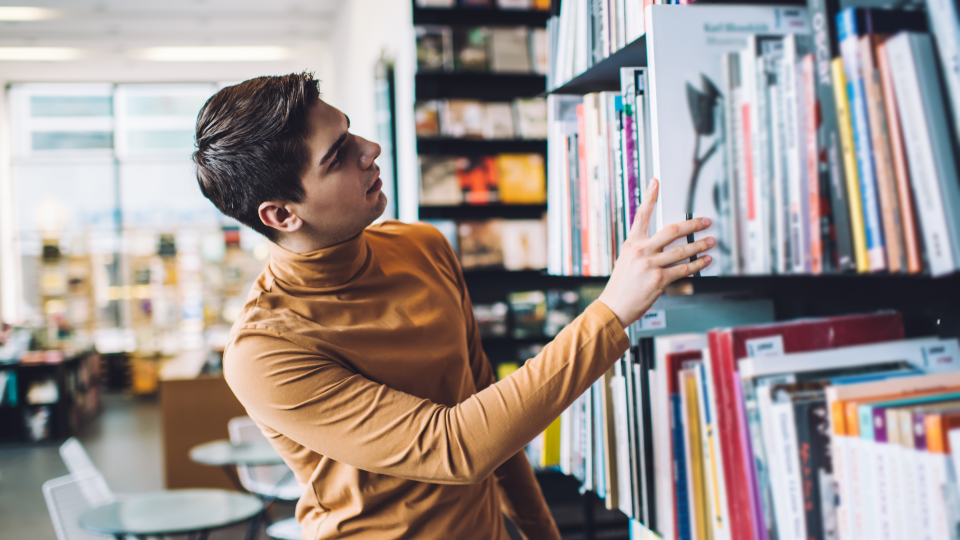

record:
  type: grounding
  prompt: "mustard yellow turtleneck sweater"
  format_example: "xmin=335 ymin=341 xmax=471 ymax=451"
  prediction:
xmin=223 ymin=220 xmax=630 ymax=540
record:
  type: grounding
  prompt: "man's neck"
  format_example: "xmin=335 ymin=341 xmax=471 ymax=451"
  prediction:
xmin=275 ymin=228 xmax=364 ymax=254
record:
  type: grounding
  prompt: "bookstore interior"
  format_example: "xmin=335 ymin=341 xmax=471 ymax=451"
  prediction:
xmin=3 ymin=0 xmax=960 ymax=538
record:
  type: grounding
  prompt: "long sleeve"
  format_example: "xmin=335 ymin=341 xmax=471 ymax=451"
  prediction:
xmin=454 ymin=242 xmax=561 ymax=539
xmin=224 ymin=300 xmax=629 ymax=486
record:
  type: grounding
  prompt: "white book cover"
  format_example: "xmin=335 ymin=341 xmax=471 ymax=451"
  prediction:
xmin=782 ymin=35 xmax=811 ymax=274
xmin=646 ymin=4 xmax=809 ymax=276
xmin=767 ymin=52 xmax=789 ymax=274
xmin=895 ymin=410 xmax=922 ymax=540
xmin=771 ymin=398 xmax=807 ymax=540
xmin=611 ymin=373 xmax=634 ymax=517
xmin=721 ymin=52 xmax=745 ymax=275
xmin=926 ymin=0 xmax=960 ymax=145
xmin=757 ymin=384 xmax=792 ymax=540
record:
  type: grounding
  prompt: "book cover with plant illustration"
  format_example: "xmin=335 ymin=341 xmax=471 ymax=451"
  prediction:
xmin=646 ymin=4 xmax=809 ymax=276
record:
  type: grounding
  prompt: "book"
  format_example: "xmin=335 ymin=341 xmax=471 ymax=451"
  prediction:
xmin=806 ymin=0 xmax=855 ymax=273
xmin=415 ymin=100 xmax=441 ymax=137
xmin=489 ymin=27 xmax=532 ymax=73
xmin=453 ymin=26 xmax=490 ymax=72
xmin=419 ymin=156 xmax=462 ymax=205
xmin=441 ymin=99 xmax=485 ymax=139
xmin=831 ymin=57 xmax=870 ymax=274
xmin=497 ymin=153 xmax=547 ymax=204
xmin=514 ymin=97 xmax=549 ymax=139
xmin=837 ymin=8 xmax=890 ymax=272
xmin=645 ymin=5 xmax=810 ymax=277
xmin=457 ymin=156 xmax=499 ymax=204
xmin=706 ymin=312 xmax=904 ymax=540
xmin=531 ymin=27 xmax=549 ymax=76
xmin=783 ymin=35 xmax=811 ymax=274
xmin=458 ymin=219 xmax=504 ymax=269
xmin=884 ymin=32 xmax=960 ymax=277
xmin=875 ymin=39 xmax=924 ymax=274
xmin=925 ymin=0 xmax=960 ymax=148
xmin=416 ymin=25 xmax=454 ymax=72
xmin=501 ymin=219 xmax=547 ymax=270
xmin=483 ymin=102 xmax=516 ymax=139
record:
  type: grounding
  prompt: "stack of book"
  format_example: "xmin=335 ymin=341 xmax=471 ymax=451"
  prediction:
xmin=547 ymin=0 xmax=646 ymax=90
xmin=416 ymin=24 xmax=548 ymax=75
xmin=545 ymin=3 xmax=960 ymax=278
xmin=415 ymin=97 xmax=547 ymax=140
xmin=541 ymin=292 xmax=960 ymax=540
xmin=420 ymin=152 xmax=547 ymax=205
xmin=423 ymin=216 xmax=547 ymax=271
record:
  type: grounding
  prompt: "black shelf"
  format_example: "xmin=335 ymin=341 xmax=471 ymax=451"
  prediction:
xmin=416 ymin=72 xmax=547 ymax=100
xmin=549 ymin=35 xmax=647 ymax=95
xmin=416 ymin=137 xmax=546 ymax=155
xmin=413 ymin=6 xmax=550 ymax=26
xmin=419 ymin=204 xmax=546 ymax=220
xmin=686 ymin=273 xmax=960 ymax=339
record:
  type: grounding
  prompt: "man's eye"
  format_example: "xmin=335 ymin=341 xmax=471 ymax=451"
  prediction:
xmin=330 ymin=150 xmax=341 ymax=167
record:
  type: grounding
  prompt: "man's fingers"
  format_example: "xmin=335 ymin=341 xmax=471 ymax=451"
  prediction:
xmin=629 ymin=178 xmax=658 ymax=240
xmin=653 ymin=237 xmax=715 ymax=267
xmin=649 ymin=216 xmax=712 ymax=251
xmin=663 ymin=255 xmax=713 ymax=283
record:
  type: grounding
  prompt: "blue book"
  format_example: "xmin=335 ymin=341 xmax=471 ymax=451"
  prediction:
xmin=836 ymin=8 xmax=929 ymax=273
xmin=670 ymin=393 xmax=691 ymax=540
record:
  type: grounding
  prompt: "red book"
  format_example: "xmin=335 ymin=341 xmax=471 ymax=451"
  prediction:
xmin=577 ymin=103 xmax=590 ymax=276
xmin=706 ymin=312 xmax=904 ymax=540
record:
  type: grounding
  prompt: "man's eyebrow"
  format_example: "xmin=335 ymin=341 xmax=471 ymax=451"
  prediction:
xmin=319 ymin=113 xmax=350 ymax=166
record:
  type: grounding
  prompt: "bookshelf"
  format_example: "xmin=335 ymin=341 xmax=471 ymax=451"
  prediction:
xmin=542 ymin=2 xmax=960 ymax=540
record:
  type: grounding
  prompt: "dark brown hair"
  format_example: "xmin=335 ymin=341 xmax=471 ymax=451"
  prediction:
xmin=193 ymin=72 xmax=320 ymax=241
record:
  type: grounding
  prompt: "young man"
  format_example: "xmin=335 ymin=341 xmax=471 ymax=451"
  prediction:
xmin=194 ymin=73 xmax=713 ymax=540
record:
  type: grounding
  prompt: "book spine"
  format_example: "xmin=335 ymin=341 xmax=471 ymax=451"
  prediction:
xmin=808 ymin=0 xmax=856 ymax=273
xmin=577 ymin=103 xmax=590 ymax=275
xmin=568 ymin=135 xmax=581 ymax=275
xmin=784 ymin=38 xmax=809 ymax=274
xmin=924 ymin=413 xmax=951 ymax=540
xmin=682 ymin=371 xmax=708 ymax=540
xmin=803 ymin=53 xmax=823 ymax=274
xmin=860 ymin=34 xmax=906 ymax=274
xmin=885 ymin=33 xmax=960 ymax=276
xmin=772 ymin=399 xmax=807 ymax=540
xmin=925 ymin=0 xmax=960 ymax=147
xmin=912 ymin=411 xmax=935 ymax=540
xmin=708 ymin=330 xmax=754 ymax=540
xmin=723 ymin=53 xmax=745 ymax=275
xmin=828 ymin=402 xmax=851 ymax=540
xmin=830 ymin=57 xmax=870 ymax=273
xmin=807 ymin=400 xmax=835 ymax=540
xmin=740 ymin=49 xmax=765 ymax=275
xmin=837 ymin=9 xmax=887 ymax=271
xmin=622 ymin=80 xmax=640 ymax=232
xmin=794 ymin=400 xmax=822 ymax=540
xmin=734 ymin=376 xmax=766 ymax=540
xmin=672 ymin=392 xmax=692 ymax=540
xmin=769 ymin=61 xmax=790 ymax=275
xmin=876 ymin=40 xmax=923 ymax=274
xmin=702 ymin=352 xmax=731 ymax=540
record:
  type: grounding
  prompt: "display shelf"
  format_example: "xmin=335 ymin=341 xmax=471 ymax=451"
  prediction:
xmin=548 ymin=35 xmax=647 ymax=95
xmin=686 ymin=273 xmax=960 ymax=338
xmin=416 ymin=137 xmax=546 ymax=155
xmin=416 ymin=72 xmax=546 ymax=100
xmin=419 ymin=203 xmax=546 ymax=220
xmin=413 ymin=6 xmax=550 ymax=27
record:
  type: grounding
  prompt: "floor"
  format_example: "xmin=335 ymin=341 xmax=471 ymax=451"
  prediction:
xmin=0 ymin=393 xmax=291 ymax=540
xmin=0 ymin=393 xmax=626 ymax=540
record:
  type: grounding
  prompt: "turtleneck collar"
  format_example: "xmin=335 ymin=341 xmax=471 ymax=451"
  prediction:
xmin=268 ymin=231 xmax=372 ymax=289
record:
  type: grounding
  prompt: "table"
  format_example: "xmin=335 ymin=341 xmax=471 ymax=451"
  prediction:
xmin=78 ymin=489 xmax=263 ymax=540
xmin=189 ymin=439 xmax=285 ymax=467
xmin=189 ymin=440 xmax=292 ymax=540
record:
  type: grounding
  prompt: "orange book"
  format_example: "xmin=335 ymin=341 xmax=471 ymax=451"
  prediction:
xmin=876 ymin=39 xmax=923 ymax=274
xmin=496 ymin=154 xmax=547 ymax=204
xmin=860 ymin=35 xmax=906 ymax=273
xmin=457 ymin=156 xmax=499 ymax=205
xmin=925 ymin=410 xmax=960 ymax=454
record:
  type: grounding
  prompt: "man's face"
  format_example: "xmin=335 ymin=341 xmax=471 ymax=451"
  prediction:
xmin=290 ymin=99 xmax=387 ymax=245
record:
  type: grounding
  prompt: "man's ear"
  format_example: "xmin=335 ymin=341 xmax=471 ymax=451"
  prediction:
xmin=259 ymin=201 xmax=303 ymax=234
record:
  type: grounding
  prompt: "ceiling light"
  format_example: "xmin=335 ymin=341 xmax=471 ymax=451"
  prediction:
xmin=0 ymin=47 xmax=81 ymax=61
xmin=136 ymin=46 xmax=291 ymax=62
xmin=0 ymin=7 xmax=59 ymax=21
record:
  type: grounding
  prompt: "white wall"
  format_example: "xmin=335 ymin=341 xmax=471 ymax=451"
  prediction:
xmin=0 ymin=49 xmax=334 ymax=323
xmin=326 ymin=0 xmax=418 ymax=224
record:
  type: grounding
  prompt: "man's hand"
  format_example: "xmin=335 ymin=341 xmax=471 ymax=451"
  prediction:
xmin=598 ymin=178 xmax=714 ymax=328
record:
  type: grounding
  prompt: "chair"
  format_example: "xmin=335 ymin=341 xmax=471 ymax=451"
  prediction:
xmin=42 ymin=473 xmax=114 ymax=540
xmin=59 ymin=438 xmax=98 ymax=477
xmin=58 ymin=438 xmax=114 ymax=508
xmin=266 ymin=517 xmax=302 ymax=540
xmin=227 ymin=416 xmax=301 ymax=501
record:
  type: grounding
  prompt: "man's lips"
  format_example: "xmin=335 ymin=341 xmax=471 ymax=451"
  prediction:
xmin=366 ymin=178 xmax=382 ymax=194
